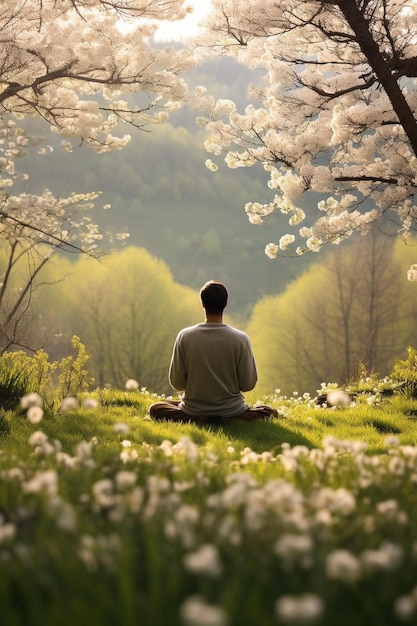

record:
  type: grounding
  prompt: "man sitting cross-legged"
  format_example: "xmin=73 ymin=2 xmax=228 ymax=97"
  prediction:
xmin=149 ymin=280 xmax=277 ymax=425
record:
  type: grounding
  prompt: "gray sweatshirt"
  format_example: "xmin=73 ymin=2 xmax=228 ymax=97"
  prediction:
xmin=169 ymin=322 xmax=258 ymax=417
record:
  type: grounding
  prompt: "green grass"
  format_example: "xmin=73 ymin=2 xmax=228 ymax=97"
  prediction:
xmin=1 ymin=387 xmax=417 ymax=625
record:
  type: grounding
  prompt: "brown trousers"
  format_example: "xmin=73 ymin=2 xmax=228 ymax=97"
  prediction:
xmin=149 ymin=400 xmax=278 ymax=425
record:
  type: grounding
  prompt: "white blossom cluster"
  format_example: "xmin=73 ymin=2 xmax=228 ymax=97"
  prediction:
xmin=194 ymin=0 xmax=417 ymax=274
xmin=0 ymin=1 xmax=194 ymax=150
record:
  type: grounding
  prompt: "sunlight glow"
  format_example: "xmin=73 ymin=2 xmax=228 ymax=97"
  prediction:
xmin=154 ymin=0 xmax=212 ymax=41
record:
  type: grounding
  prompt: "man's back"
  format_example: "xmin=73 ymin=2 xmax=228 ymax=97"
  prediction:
xmin=169 ymin=322 xmax=258 ymax=417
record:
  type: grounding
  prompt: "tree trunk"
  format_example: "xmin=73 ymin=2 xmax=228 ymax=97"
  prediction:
xmin=338 ymin=0 xmax=417 ymax=156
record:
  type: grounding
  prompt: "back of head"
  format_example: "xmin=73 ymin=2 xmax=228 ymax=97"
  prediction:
xmin=200 ymin=280 xmax=228 ymax=315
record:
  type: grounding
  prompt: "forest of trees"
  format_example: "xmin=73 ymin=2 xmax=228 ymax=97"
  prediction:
xmin=18 ymin=118 xmax=307 ymax=319
xmin=1 ymin=234 xmax=412 ymax=396
xmin=27 ymin=247 xmax=203 ymax=393
xmin=16 ymin=54 xmax=313 ymax=319
xmin=248 ymin=234 xmax=417 ymax=396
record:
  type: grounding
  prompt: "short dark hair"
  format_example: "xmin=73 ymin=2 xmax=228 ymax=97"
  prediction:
xmin=200 ymin=280 xmax=228 ymax=315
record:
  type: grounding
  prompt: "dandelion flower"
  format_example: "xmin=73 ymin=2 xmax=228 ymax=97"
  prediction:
xmin=326 ymin=549 xmax=362 ymax=583
xmin=60 ymin=396 xmax=79 ymax=413
xmin=23 ymin=470 xmax=58 ymax=497
xmin=125 ymin=378 xmax=139 ymax=391
xmin=183 ymin=544 xmax=223 ymax=577
xmin=27 ymin=406 xmax=44 ymax=424
xmin=394 ymin=593 xmax=417 ymax=620
xmin=326 ymin=390 xmax=350 ymax=407
xmin=82 ymin=397 xmax=99 ymax=410
xmin=180 ymin=595 xmax=229 ymax=626
xmin=20 ymin=392 xmax=42 ymax=410
xmin=0 ymin=521 xmax=16 ymax=544
xmin=275 ymin=593 xmax=324 ymax=623
xmin=28 ymin=431 xmax=48 ymax=446
xmin=114 ymin=422 xmax=130 ymax=434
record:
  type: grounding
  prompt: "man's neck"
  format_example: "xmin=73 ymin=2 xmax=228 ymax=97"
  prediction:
xmin=205 ymin=313 xmax=223 ymax=323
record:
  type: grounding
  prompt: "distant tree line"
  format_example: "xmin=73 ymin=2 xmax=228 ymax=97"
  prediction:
xmin=248 ymin=234 xmax=417 ymax=396
xmin=1 ymin=236 xmax=413 ymax=396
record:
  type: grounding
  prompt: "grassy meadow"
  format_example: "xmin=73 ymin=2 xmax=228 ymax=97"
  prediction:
xmin=1 ymin=351 xmax=417 ymax=625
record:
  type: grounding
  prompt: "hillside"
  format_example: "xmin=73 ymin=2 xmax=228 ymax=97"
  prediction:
xmin=17 ymin=58 xmax=314 ymax=317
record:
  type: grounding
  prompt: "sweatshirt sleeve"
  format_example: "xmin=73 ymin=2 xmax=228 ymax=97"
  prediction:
xmin=237 ymin=336 xmax=258 ymax=392
xmin=169 ymin=333 xmax=187 ymax=392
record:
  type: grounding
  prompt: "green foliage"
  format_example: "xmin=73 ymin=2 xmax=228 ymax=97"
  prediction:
xmin=40 ymin=247 xmax=203 ymax=393
xmin=0 ymin=358 xmax=31 ymax=409
xmin=248 ymin=235 xmax=417 ymax=396
xmin=0 ymin=337 xmax=93 ymax=413
xmin=19 ymin=118 xmax=310 ymax=318
xmin=0 ymin=349 xmax=55 ymax=407
xmin=57 ymin=335 xmax=94 ymax=398
xmin=390 ymin=346 xmax=417 ymax=397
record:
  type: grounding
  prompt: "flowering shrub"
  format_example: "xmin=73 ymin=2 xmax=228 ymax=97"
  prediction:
xmin=0 ymin=336 xmax=93 ymax=408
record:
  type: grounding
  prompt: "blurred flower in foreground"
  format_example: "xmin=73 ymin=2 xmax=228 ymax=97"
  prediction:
xmin=82 ymin=397 xmax=99 ymax=410
xmin=183 ymin=543 xmax=223 ymax=577
xmin=180 ymin=595 xmax=229 ymax=626
xmin=20 ymin=392 xmax=43 ymax=410
xmin=326 ymin=390 xmax=350 ymax=407
xmin=114 ymin=422 xmax=130 ymax=434
xmin=407 ymin=264 xmax=417 ymax=281
xmin=60 ymin=396 xmax=79 ymax=413
xmin=275 ymin=593 xmax=324 ymax=623
xmin=27 ymin=406 xmax=44 ymax=424
xmin=125 ymin=378 xmax=139 ymax=391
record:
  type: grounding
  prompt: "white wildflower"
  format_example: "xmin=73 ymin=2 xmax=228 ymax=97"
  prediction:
xmin=385 ymin=435 xmax=400 ymax=447
xmin=274 ymin=534 xmax=314 ymax=568
xmin=82 ymin=397 xmax=99 ymax=410
xmin=76 ymin=440 xmax=96 ymax=467
xmin=183 ymin=544 xmax=223 ymax=578
xmin=361 ymin=542 xmax=403 ymax=573
xmin=113 ymin=422 xmax=130 ymax=434
xmin=376 ymin=499 xmax=400 ymax=519
xmin=125 ymin=378 xmax=139 ymax=391
xmin=28 ymin=431 xmax=48 ymax=447
xmin=120 ymin=448 xmax=139 ymax=463
xmin=326 ymin=549 xmax=362 ymax=583
xmin=115 ymin=471 xmax=136 ymax=490
xmin=394 ymin=591 xmax=417 ymax=620
xmin=160 ymin=440 xmax=174 ymax=457
xmin=27 ymin=406 xmax=44 ymax=424
xmin=23 ymin=470 xmax=58 ymax=497
xmin=173 ymin=437 xmax=199 ymax=462
xmin=275 ymin=593 xmax=324 ymax=623
xmin=48 ymin=496 xmax=77 ymax=531
xmin=60 ymin=396 xmax=79 ymax=413
xmin=326 ymin=390 xmax=350 ymax=407
xmin=92 ymin=479 xmax=114 ymax=509
xmin=20 ymin=392 xmax=42 ymax=410
xmin=180 ymin=595 xmax=229 ymax=626
xmin=0 ymin=519 xmax=16 ymax=544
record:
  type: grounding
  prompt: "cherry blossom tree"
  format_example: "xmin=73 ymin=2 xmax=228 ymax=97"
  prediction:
xmin=1 ymin=0 xmax=193 ymax=148
xmin=0 ymin=0 xmax=194 ymax=351
xmin=196 ymin=0 xmax=417 ymax=276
